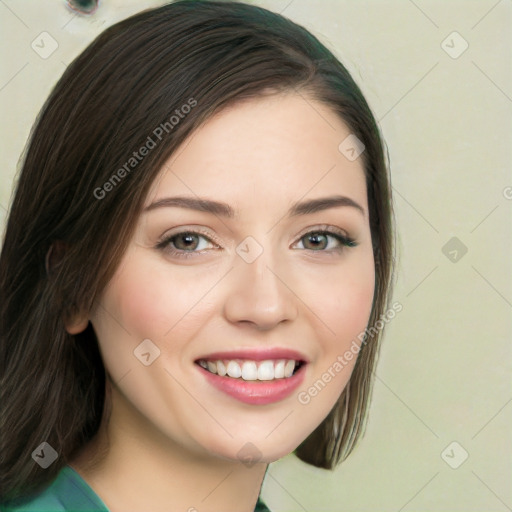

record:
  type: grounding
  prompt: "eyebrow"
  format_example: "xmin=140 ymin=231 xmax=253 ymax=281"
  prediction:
xmin=143 ymin=194 xmax=365 ymax=217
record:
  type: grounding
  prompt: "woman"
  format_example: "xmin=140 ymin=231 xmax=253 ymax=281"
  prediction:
xmin=0 ymin=1 xmax=394 ymax=510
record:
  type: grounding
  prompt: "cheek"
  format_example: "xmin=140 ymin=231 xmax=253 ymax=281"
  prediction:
xmin=88 ymin=252 xmax=168 ymax=376
xmin=314 ymin=257 xmax=376 ymax=346
xmin=92 ymin=250 xmax=219 ymax=381
xmin=337 ymin=275 xmax=375 ymax=339
xmin=300 ymin=252 xmax=375 ymax=405
xmin=99 ymin=253 xmax=202 ymax=342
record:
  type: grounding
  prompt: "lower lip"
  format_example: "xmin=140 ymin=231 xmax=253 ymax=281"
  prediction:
xmin=197 ymin=364 xmax=307 ymax=405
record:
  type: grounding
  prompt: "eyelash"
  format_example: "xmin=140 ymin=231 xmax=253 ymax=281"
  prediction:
xmin=156 ymin=225 xmax=357 ymax=260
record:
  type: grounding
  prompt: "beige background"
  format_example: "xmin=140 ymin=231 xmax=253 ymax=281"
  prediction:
xmin=1 ymin=1 xmax=511 ymax=511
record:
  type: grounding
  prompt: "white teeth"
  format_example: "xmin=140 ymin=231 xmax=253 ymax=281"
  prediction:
xmin=241 ymin=361 xmax=258 ymax=380
xmin=216 ymin=360 xmax=227 ymax=376
xmin=198 ymin=358 xmax=301 ymax=381
xmin=284 ymin=360 xmax=295 ymax=378
xmin=257 ymin=360 xmax=275 ymax=381
xmin=226 ymin=361 xmax=242 ymax=378
xmin=274 ymin=360 xmax=285 ymax=379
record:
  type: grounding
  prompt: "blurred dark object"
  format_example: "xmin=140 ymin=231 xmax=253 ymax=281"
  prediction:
xmin=67 ymin=0 xmax=99 ymax=15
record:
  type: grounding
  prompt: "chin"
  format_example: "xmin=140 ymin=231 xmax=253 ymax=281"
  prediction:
xmin=201 ymin=431 xmax=305 ymax=466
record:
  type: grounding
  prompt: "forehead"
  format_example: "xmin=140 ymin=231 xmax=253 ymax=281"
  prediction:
xmin=146 ymin=92 xmax=367 ymax=211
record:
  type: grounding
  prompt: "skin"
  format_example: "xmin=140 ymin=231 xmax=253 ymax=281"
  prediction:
xmin=68 ymin=91 xmax=375 ymax=512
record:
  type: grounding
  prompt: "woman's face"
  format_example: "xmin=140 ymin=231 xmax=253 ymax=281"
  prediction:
xmin=86 ymin=92 xmax=375 ymax=463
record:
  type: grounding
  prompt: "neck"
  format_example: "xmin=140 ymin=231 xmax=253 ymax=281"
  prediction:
xmin=69 ymin=383 xmax=268 ymax=512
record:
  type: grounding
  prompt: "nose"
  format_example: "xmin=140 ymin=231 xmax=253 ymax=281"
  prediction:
xmin=222 ymin=248 xmax=299 ymax=331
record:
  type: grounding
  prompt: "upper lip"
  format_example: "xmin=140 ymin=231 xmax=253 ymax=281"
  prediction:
xmin=195 ymin=348 xmax=309 ymax=363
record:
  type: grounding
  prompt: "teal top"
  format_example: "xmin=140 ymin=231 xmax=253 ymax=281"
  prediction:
xmin=2 ymin=465 xmax=270 ymax=511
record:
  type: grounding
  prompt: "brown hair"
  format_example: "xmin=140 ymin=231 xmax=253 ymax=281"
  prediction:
xmin=0 ymin=0 xmax=394 ymax=502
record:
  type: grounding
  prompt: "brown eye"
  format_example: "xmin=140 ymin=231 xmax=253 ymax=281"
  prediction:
xmin=295 ymin=229 xmax=357 ymax=252
xmin=156 ymin=230 xmax=220 ymax=260
xmin=302 ymin=233 xmax=329 ymax=250
xmin=171 ymin=233 xmax=201 ymax=251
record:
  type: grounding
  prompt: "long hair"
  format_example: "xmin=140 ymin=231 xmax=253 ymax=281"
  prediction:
xmin=0 ymin=0 xmax=394 ymax=501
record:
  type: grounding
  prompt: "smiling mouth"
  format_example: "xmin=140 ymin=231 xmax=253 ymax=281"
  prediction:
xmin=195 ymin=358 xmax=305 ymax=381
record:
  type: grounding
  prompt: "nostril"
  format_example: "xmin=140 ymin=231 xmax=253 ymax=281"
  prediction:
xmin=67 ymin=0 xmax=99 ymax=15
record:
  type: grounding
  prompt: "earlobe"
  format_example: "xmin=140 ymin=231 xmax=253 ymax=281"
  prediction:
xmin=65 ymin=316 xmax=89 ymax=335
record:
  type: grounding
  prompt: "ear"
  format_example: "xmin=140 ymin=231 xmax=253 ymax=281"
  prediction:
xmin=45 ymin=240 xmax=68 ymax=276
xmin=46 ymin=241 xmax=90 ymax=335
xmin=65 ymin=314 xmax=89 ymax=335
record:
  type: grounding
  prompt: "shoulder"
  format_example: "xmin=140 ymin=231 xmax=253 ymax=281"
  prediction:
xmin=1 ymin=494 xmax=65 ymax=512
xmin=2 ymin=465 xmax=267 ymax=512
xmin=1 ymin=466 xmax=109 ymax=512
xmin=1 ymin=493 xmax=64 ymax=511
